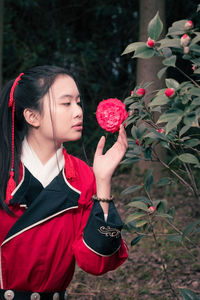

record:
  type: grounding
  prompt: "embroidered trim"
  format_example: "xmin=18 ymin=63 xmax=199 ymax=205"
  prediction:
xmin=98 ymin=226 xmax=121 ymax=238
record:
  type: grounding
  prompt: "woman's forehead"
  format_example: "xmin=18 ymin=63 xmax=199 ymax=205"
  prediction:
xmin=51 ymin=75 xmax=79 ymax=98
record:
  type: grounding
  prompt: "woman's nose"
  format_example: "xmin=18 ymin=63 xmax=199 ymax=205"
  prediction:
xmin=73 ymin=102 xmax=83 ymax=118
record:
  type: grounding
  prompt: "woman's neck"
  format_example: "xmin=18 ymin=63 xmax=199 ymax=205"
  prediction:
xmin=26 ymin=133 xmax=61 ymax=165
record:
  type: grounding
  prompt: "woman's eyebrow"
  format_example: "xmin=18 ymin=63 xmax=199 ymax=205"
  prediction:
xmin=58 ymin=94 xmax=80 ymax=100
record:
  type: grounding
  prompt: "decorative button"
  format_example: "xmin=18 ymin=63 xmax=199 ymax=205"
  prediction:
xmin=53 ymin=292 xmax=60 ymax=300
xmin=4 ymin=290 xmax=14 ymax=300
xmin=30 ymin=292 xmax=40 ymax=300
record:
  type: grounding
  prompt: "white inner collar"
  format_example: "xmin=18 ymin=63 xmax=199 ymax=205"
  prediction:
xmin=21 ymin=138 xmax=65 ymax=187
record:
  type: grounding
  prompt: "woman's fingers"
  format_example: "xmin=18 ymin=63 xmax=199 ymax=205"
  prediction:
xmin=117 ymin=125 xmax=128 ymax=150
xmin=94 ymin=136 xmax=106 ymax=157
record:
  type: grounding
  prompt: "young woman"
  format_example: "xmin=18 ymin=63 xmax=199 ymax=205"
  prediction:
xmin=0 ymin=65 xmax=128 ymax=300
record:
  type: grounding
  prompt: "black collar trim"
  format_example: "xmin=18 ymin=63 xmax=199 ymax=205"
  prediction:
xmin=3 ymin=167 xmax=81 ymax=245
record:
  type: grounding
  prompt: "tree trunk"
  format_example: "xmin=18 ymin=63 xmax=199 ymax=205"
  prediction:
xmin=0 ymin=0 xmax=4 ymax=89
xmin=132 ymin=0 xmax=166 ymax=181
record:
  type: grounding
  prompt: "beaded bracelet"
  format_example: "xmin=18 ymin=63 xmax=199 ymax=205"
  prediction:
xmin=92 ymin=194 xmax=114 ymax=203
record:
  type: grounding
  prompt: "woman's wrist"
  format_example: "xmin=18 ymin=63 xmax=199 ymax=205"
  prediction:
xmin=95 ymin=178 xmax=111 ymax=215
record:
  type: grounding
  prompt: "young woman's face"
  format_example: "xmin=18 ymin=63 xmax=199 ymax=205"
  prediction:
xmin=37 ymin=75 xmax=83 ymax=144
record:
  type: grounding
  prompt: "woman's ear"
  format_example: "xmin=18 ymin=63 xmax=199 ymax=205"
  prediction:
xmin=23 ymin=108 xmax=41 ymax=127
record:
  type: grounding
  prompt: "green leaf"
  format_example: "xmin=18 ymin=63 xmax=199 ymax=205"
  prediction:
xmin=167 ymin=207 xmax=175 ymax=222
xmin=189 ymin=87 xmax=200 ymax=96
xmin=121 ymin=42 xmax=145 ymax=55
xmin=120 ymin=157 xmax=141 ymax=164
xmin=135 ymin=219 xmax=148 ymax=228
xmin=165 ymin=78 xmax=180 ymax=89
xmin=182 ymin=222 xmax=196 ymax=240
xmin=157 ymin=109 xmax=183 ymax=133
xmin=121 ymin=185 xmax=143 ymax=195
xmin=167 ymin=234 xmax=182 ymax=242
xmin=178 ymin=153 xmax=199 ymax=165
xmin=165 ymin=119 xmax=181 ymax=134
xmin=179 ymin=288 xmax=198 ymax=300
xmin=162 ymin=47 xmax=173 ymax=58
xmin=162 ymin=55 xmax=177 ymax=67
xmin=179 ymin=126 xmax=190 ymax=137
xmin=132 ymin=196 xmax=151 ymax=204
xmin=148 ymin=12 xmax=163 ymax=40
xmin=192 ymin=97 xmax=200 ymax=106
xmin=151 ymin=106 xmax=162 ymax=113
xmin=168 ymin=20 xmax=188 ymax=33
xmin=157 ymin=67 xmax=168 ymax=79
xmin=133 ymin=45 xmax=154 ymax=59
xmin=184 ymin=139 xmax=200 ymax=147
xmin=131 ymin=235 xmax=145 ymax=246
xmin=131 ymin=125 xmax=138 ymax=139
xmin=157 ymin=38 xmax=181 ymax=50
xmin=128 ymin=201 xmax=148 ymax=212
xmin=149 ymin=95 xmax=170 ymax=107
xmin=191 ymin=34 xmax=200 ymax=46
xmin=144 ymin=147 xmax=152 ymax=160
xmin=156 ymin=199 xmax=168 ymax=213
xmin=157 ymin=177 xmax=171 ymax=186
xmin=144 ymin=169 xmax=154 ymax=192
xmin=156 ymin=212 xmax=173 ymax=219
xmin=126 ymin=212 xmax=147 ymax=223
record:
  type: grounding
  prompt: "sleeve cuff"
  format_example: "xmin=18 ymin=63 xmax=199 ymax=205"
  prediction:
xmin=83 ymin=200 xmax=123 ymax=256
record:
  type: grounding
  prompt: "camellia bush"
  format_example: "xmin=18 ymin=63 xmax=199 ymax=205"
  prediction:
xmin=121 ymin=8 xmax=200 ymax=300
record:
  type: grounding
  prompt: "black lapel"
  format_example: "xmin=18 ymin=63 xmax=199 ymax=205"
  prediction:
xmin=4 ymin=168 xmax=80 ymax=243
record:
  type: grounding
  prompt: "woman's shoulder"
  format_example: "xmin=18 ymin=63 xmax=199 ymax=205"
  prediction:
xmin=63 ymin=149 xmax=95 ymax=184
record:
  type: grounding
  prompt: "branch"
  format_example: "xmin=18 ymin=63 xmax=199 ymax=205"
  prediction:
xmin=152 ymin=149 xmax=194 ymax=194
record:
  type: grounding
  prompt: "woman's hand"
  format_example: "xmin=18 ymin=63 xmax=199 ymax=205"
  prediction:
xmin=93 ymin=125 xmax=127 ymax=214
xmin=93 ymin=125 xmax=128 ymax=183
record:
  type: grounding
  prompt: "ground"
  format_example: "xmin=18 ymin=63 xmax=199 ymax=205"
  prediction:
xmin=67 ymin=171 xmax=200 ymax=300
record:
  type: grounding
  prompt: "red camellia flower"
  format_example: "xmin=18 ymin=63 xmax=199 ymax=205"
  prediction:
xmin=165 ymin=88 xmax=175 ymax=98
xmin=146 ymin=37 xmax=155 ymax=48
xmin=96 ymin=98 xmax=128 ymax=133
xmin=184 ymin=20 xmax=194 ymax=30
xmin=148 ymin=206 xmax=156 ymax=214
xmin=136 ymin=88 xmax=146 ymax=97
xmin=180 ymin=34 xmax=191 ymax=47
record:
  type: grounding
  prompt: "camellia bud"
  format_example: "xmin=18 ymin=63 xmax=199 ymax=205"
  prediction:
xmin=148 ymin=206 xmax=156 ymax=214
xmin=131 ymin=90 xmax=134 ymax=96
xmin=156 ymin=128 xmax=165 ymax=134
xmin=180 ymin=34 xmax=191 ymax=47
xmin=184 ymin=20 xmax=194 ymax=30
xmin=128 ymin=110 xmax=134 ymax=116
xmin=136 ymin=139 xmax=142 ymax=146
xmin=165 ymin=88 xmax=176 ymax=98
xmin=183 ymin=46 xmax=190 ymax=54
xmin=136 ymin=88 xmax=146 ymax=97
xmin=192 ymin=65 xmax=196 ymax=71
xmin=146 ymin=37 xmax=155 ymax=48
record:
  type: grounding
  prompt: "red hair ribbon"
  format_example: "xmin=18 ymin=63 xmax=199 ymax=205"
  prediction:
xmin=5 ymin=73 xmax=24 ymax=205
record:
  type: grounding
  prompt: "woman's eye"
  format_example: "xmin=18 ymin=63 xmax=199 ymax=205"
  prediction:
xmin=64 ymin=102 xmax=70 ymax=106
xmin=77 ymin=101 xmax=82 ymax=107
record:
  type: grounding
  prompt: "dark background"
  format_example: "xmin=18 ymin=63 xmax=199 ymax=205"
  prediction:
xmin=2 ymin=0 xmax=200 ymax=161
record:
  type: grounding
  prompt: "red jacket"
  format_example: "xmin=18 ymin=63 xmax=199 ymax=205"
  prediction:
xmin=0 ymin=150 xmax=128 ymax=292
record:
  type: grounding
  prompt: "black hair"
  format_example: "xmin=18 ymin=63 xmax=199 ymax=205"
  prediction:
xmin=0 ymin=65 xmax=77 ymax=212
